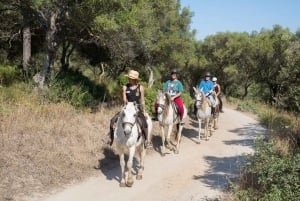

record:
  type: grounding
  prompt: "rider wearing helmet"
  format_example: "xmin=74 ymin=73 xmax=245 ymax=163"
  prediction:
xmin=153 ymin=69 xmax=185 ymax=122
xmin=212 ymin=77 xmax=224 ymax=113
xmin=198 ymin=72 xmax=217 ymax=116
xmin=163 ymin=69 xmax=185 ymax=121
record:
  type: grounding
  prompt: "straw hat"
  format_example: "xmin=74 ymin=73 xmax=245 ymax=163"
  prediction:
xmin=126 ymin=70 xmax=139 ymax=80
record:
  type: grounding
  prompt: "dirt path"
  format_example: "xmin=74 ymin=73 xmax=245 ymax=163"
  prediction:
xmin=32 ymin=107 xmax=265 ymax=201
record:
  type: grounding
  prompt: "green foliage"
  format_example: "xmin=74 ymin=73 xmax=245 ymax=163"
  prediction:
xmin=0 ymin=82 xmax=33 ymax=104
xmin=46 ymin=69 xmax=107 ymax=109
xmin=144 ymin=87 xmax=157 ymax=114
xmin=0 ymin=65 xmax=20 ymax=86
xmin=234 ymin=138 xmax=300 ymax=201
xmin=181 ymin=92 xmax=193 ymax=112
xmin=259 ymin=110 xmax=292 ymax=132
xmin=236 ymin=99 xmax=260 ymax=114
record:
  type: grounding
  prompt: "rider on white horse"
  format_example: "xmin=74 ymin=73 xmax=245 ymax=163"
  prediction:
xmin=198 ymin=72 xmax=217 ymax=118
xmin=108 ymin=70 xmax=152 ymax=148
xmin=154 ymin=69 xmax=185 ymax=122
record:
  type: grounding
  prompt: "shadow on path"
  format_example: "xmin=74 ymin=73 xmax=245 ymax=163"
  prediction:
xmin=193 ymin=155 xmax=246 ymax=191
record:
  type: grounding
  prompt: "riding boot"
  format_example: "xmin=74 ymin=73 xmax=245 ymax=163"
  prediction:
xmin=212 ymin=107 xmax=216 ymax=118
xmin=152 ymin=112 xmax=158 ymax=121
xmin=143 ymin=127 xmax=152 ymax=149
xmin=194 ymin=102 xmax=197 ymax=116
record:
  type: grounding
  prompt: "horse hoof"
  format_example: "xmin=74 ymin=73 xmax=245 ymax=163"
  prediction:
xmin=136 ymin=175 xmax=143 ymax=180
xmin=162 ymin=153 xmax=166 ymax=157
xmin=126 ymin=181 xmax=134 ymax=187
xmin=120 ymin=182 xmax=126 ymax=187
xmin=174 ymin=150 xmax=179 ymax=154
xmin=196 ymin=141 xmax=201 ymax=144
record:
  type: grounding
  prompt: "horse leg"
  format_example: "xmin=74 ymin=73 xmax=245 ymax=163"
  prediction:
xmin=175 ymin=124 xmax=183 ymax=154
xmin=119 ymin=153 xmax=126 ymax=187
xmin=160 ymin=126 xmax=166 ymax=156
xmin=136 ymin=145 xmax=146 ymax=180
xmin=126 ymin=147 xmax=135 ymax=187
xmin=205 ymin=119 xmax=209 ymax=141
xmin=166 ymin=124 xmax=173 ymax=151
xmin=214 ymin=117 xmax=219 ymax=129
xmin=197 ymin=118 xmax=202 ymax=143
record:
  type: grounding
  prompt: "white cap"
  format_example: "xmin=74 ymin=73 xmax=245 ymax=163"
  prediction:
xmin=212 ymin=77 xmax=217 ymax=82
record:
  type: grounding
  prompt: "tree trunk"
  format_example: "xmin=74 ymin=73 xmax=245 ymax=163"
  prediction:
xmin=36 ymin=12 xmax=57 ymax=88
xmin=147 ymin=65 xmax=154 ymax=88
xmin=22 ymin=11 xmax=31 ymax=71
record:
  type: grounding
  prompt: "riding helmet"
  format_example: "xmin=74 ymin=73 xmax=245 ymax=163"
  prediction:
xmin=205 ymin=72 xmax=211 ymax=77
xmin=171 ymin=69 xmax=178 ymax=74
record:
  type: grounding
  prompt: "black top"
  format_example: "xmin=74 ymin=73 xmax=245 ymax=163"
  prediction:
xmin=214 ymin=84 xmax=219 ymax=94
xmin=126 ymin=84 xmax=141 ymax=103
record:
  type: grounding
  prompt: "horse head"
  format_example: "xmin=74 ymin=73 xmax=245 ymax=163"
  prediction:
xmin=120 ymin=102 xmax=138 ymax=136
xmin=193 ymin=87 xmax=204 ymax=108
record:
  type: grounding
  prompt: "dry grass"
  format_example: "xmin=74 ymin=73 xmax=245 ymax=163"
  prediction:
xmin=0 ymin=98 xmax=121 ymax=201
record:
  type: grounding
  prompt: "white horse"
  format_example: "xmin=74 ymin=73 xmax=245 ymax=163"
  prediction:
xmin=156 ymin=90 xmax=187 ymax=156
xmin=114 ymin=102 xmax=153 ymax=187
xmin=193 ymin=87 xmax=219 ymax=141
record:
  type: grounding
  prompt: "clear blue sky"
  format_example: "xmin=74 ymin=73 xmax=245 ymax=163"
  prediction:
xmin=180 ymin=0 xmax=300 ymax=40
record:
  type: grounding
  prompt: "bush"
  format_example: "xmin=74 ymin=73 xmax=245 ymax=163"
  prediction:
xmin=144 ymin=87 xmax=157 ymax=114
xmin=236 ymin=100 xmax=260 ymax=114
xmin=233 ymin=137 xmax=300 ymax=201
xmin=181 ymin=92 xmax=193 ymax=113
xmin=0 ymin=65 xmax=20 ymax=86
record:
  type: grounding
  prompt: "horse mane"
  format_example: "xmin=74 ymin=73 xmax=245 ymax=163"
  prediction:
xmin=164 ymin=92 xmax=171 ymax=106
xmin=200 ymin=91 xmax=210 ymax=110
xmin=163 ymin=92 xmax=171 ymax=117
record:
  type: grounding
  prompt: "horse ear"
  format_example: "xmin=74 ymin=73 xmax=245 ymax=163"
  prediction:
xmin=193 ymin=87 xmax=198 ymax=93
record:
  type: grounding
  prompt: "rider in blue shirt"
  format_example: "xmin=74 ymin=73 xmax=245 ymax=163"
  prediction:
xmin=198 ymin=72 xmax=216 ymax=116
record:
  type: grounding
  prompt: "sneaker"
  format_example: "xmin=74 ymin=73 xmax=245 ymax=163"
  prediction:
xmin=145 ymin=141 xmax=153 ymax=149
xmin=152 ymin=117 xmax=158 ymax=121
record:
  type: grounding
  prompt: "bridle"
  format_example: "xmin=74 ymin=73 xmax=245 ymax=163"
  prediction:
xmin=120 ymin=104 xmax=138 ymax=135
xmin=195 ymin=92 xmax=203 ymax=109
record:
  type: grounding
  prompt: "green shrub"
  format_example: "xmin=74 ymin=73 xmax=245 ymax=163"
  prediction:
xmin=236 ymin=100 xmax=260 ymax=114
xmin=233 ymin=138 xmax=300 ymax=201
xmin=259 ymin=110 xmax=292 ymax=133
xmin=0 ymin=65 xmax=20 ymax=86
xmin=181 ymin=92 xmax=193 ymax=113
xmin=144 ymin=87 xmax=157 ymax=114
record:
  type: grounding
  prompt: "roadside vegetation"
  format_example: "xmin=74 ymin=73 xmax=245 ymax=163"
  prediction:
xmin=1 ymin=0 xmax=300 ymax=201
xmin=226 ymin=98 xmax=300 ymax=201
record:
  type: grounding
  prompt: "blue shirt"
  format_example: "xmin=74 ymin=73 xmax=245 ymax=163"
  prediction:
xmin=163 ymin=80 xmax=184 ymax=97
xmin=199 ymin=80 xmax=214 ymax=94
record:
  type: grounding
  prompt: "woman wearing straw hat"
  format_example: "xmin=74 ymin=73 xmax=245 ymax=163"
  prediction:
xmin=108 ymin=70 xmax=152 ymax=148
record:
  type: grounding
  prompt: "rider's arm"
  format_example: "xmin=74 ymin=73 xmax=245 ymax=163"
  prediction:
xmin=140 ymin=85 xmax=146 ymax=114
xmin=216 ymin=84 xmax=221 ymax=96
xmin=172 ymin=92 xmax=182 ymax=100
xmin=122 ymin=85 xmax=127 ymax=105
